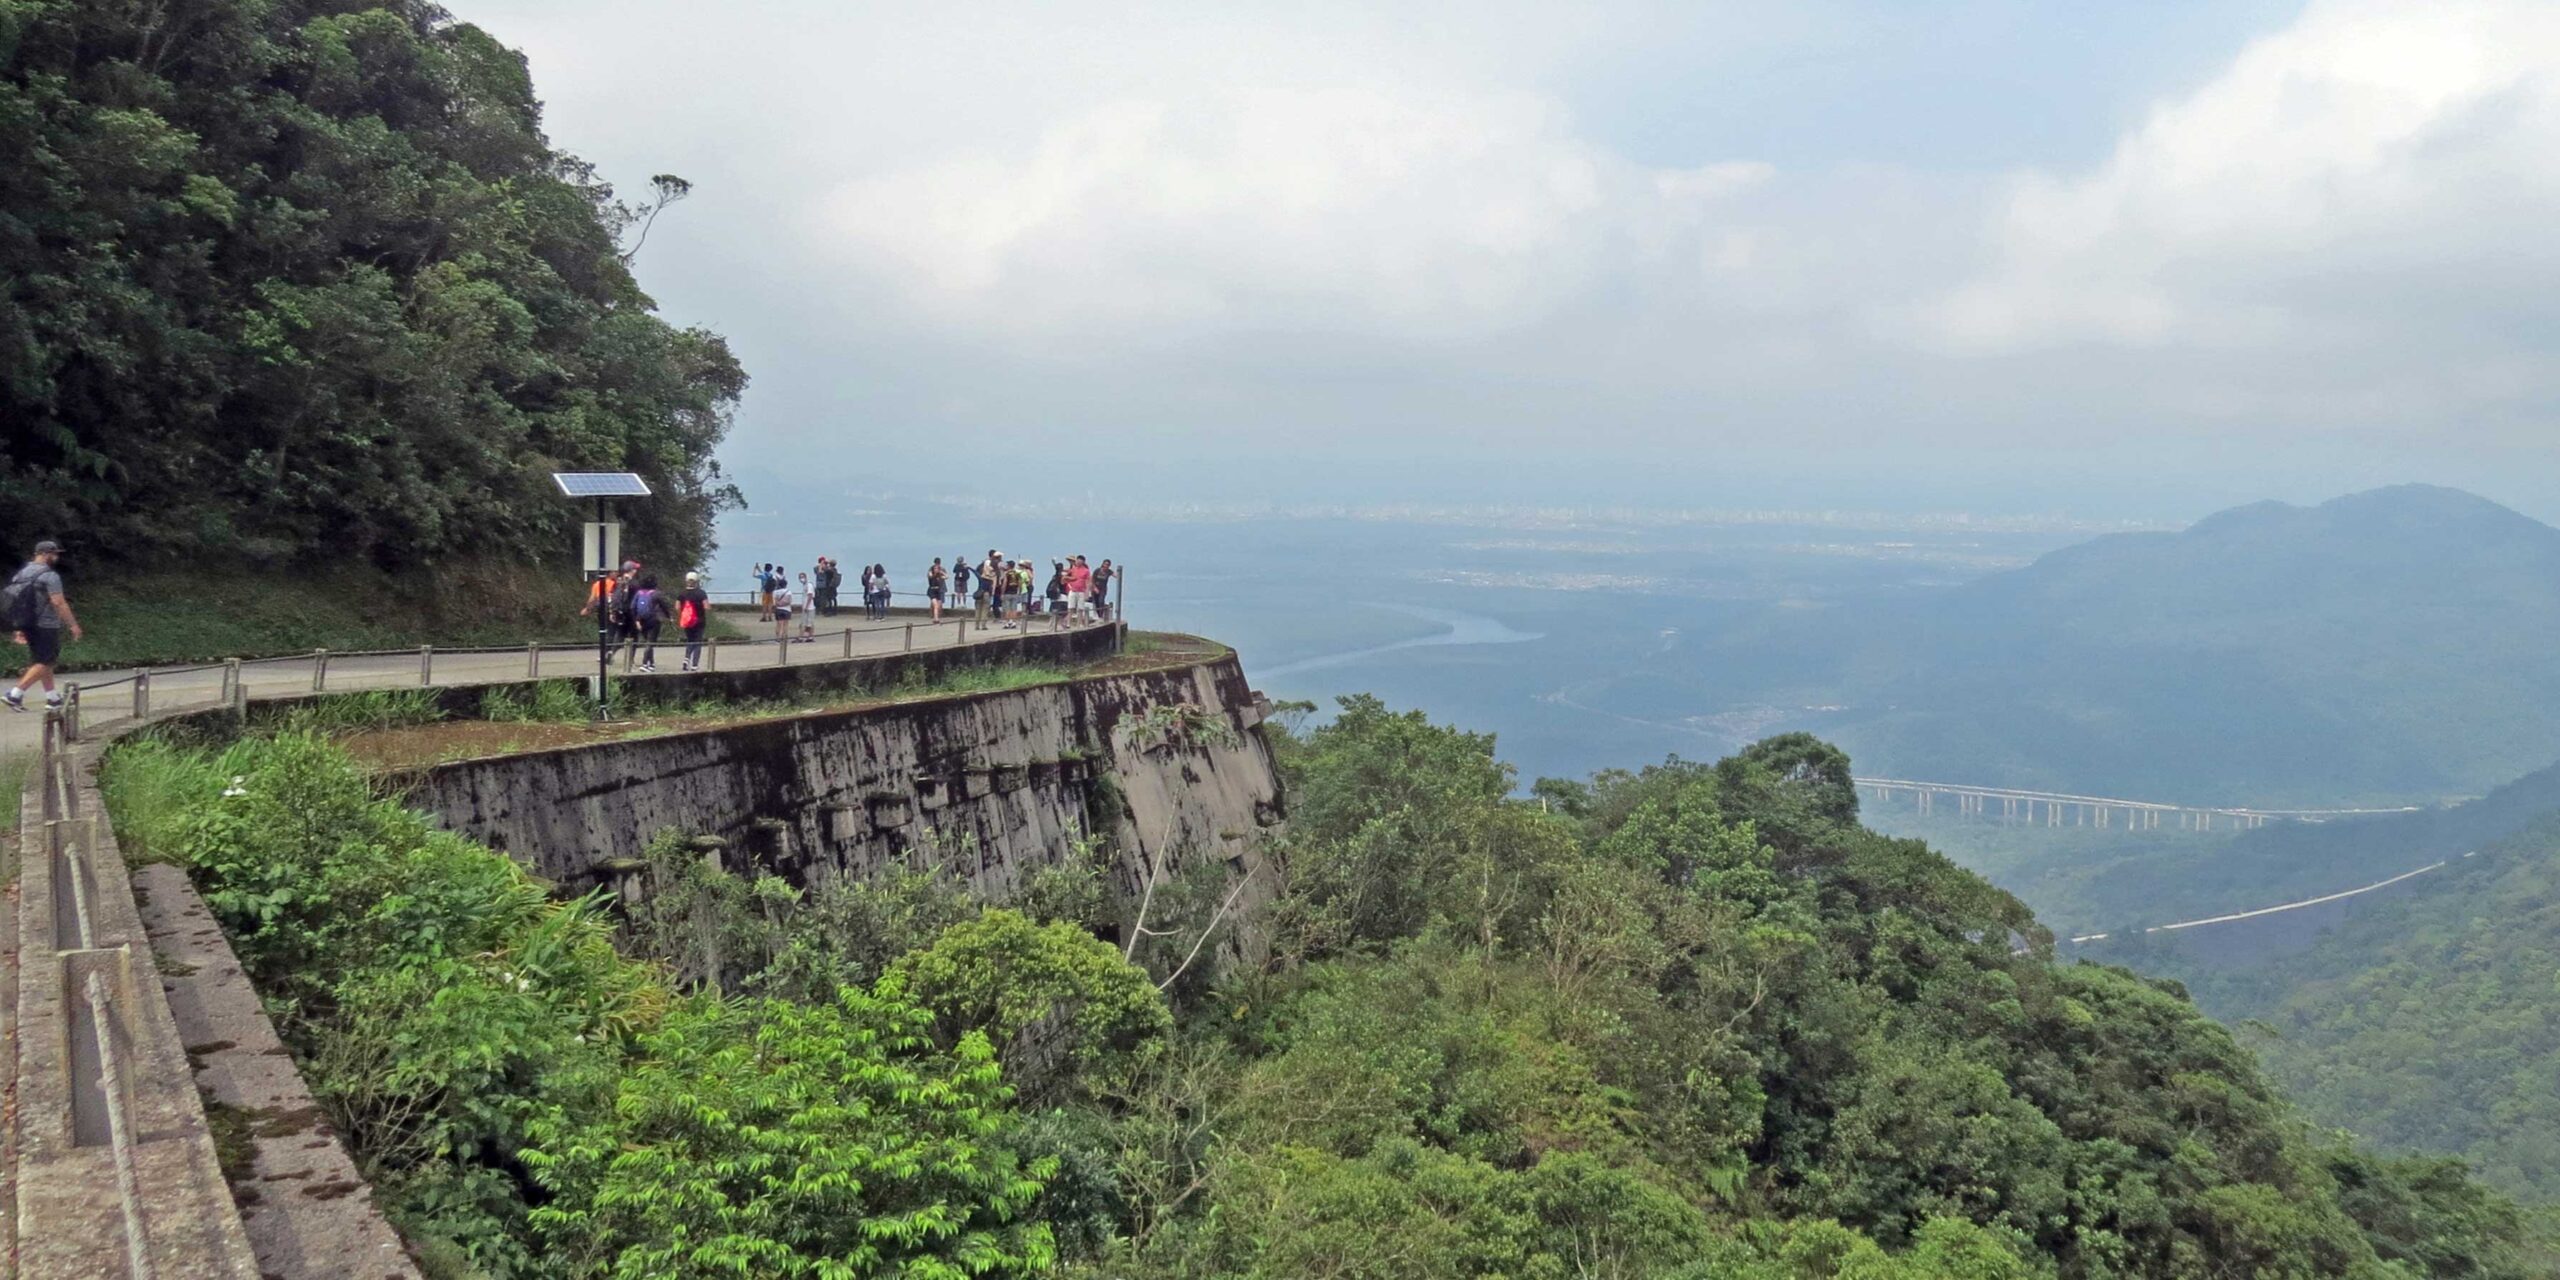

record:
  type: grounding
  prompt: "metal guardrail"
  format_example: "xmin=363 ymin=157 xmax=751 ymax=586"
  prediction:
xmin=34 ymin=601 xmax=1123 ymax=727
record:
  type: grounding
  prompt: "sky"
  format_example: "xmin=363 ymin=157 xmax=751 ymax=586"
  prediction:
xmin=454 ymin=0 xmax=2560 ymax=522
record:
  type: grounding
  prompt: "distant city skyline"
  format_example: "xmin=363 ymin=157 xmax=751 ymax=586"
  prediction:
xmin=460 ymin=0 xmax=2560 ymax=520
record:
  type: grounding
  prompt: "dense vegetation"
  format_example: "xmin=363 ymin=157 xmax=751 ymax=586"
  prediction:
xmin=104 ymin=696 xmax=2543 ymax=1278
xmin=1665 ymin=485 xmax=2560 ymax=807
xmin=0 ymin=0 xmax=743 ymax=569
xmin=2111 ymin=812 xmax=2560 ymax=1205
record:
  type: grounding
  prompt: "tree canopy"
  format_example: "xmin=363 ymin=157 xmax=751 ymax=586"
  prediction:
xmin=0 ymin=0 xmax=744 ymax=568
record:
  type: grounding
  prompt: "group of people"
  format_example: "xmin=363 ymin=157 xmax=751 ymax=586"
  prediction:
xmin=747 ymin=560 xmax=901 ymax=638
xmin=580 ymin=559 xmax=712 ymax=672
xmin=925 ymin=551 xmax=1114 ymax=630
xmin=582 ymin=548 xmax=1120 ymax=667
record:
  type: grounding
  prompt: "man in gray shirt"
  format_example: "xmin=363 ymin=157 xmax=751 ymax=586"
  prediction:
xmin=6 ymin=540 xmax=82 ymax=712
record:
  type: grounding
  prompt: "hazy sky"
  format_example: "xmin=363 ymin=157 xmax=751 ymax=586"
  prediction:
xmin=455 ymin=0 xmax=2560 ymax=520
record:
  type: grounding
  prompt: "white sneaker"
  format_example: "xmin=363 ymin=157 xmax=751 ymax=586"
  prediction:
xmin=44 ymin=692 xmax=62 ymax=708
xmin=2 ymin=688 xmax=20 ymax=712
xmin=639 ymin=662 xmax=656 ymax=673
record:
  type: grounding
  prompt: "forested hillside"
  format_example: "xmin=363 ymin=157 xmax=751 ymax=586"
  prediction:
xmin=0 ymin=0 xmax=743 ymax=568
xmin=1673 ymin=486 xmax=2560 ymax=807
xmin=106 ymin=704 xmax=2544 ymax=1278
xmin=1898 ymin=755 xmax=2560 ymax=939
xmin=2118 ymin=811 xmax=2560 ymax=1204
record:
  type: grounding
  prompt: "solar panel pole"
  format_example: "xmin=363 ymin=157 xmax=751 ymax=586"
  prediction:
xmin=552 ymin=472 xmax=650 ymax=723
xmin=594 ymin=496 xmax=612 ymax=721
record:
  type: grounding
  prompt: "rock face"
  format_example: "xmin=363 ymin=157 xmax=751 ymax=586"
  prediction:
xmin=403 ymin=653 xmax=1286 ymax=956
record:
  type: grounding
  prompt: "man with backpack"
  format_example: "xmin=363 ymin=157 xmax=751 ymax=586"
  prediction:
xmin=3 ymin=540 xmax=81 ymax=713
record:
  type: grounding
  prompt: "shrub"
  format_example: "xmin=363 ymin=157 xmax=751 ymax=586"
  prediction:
xmin=889 ymin=910 xmax=1172 ymax=1105
xmin=523 ymin=987 xmax=1056 ymax=1279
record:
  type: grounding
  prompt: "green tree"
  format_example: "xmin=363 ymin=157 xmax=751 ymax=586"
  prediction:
xmin=889 ymin=910 xmax=1174 ymax=1104
xmin=524 ymin=989 xmax=1055 ymax=1280
xmin=0 ymin=0 xmax=744 ymax=567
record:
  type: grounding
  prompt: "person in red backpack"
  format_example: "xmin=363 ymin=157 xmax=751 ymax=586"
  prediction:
xmin=676 ymin=572 xmax=710 ymax=671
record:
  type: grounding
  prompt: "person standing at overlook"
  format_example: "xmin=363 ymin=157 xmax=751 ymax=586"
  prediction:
xmin=676 ymin=572 xmax=710 ymax=671
xmin=1066 ymin=555 xmax=1092 ymax=625
xmin=3 ymin=540 xmax=81 ymax=713
xmin=951 ymin=556 xmax=971 ymax=612
xmin=927 ymin=558 xmax=948 ymax=622
xmin=1091 ymin=558 xmax=1115 ymax=623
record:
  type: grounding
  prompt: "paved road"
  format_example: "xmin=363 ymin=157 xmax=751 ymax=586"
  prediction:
xmin=0 ymin=607 xmax=1075 ymax=755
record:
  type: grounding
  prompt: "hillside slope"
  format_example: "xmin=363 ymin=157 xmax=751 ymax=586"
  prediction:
xmin=1688 ymin=486 xmax=2560 ymax=806
xmin=1902 ymin=755 xmax=2560 ymax=938
xmin=2125 ymin=812 xmax=2560 ymax=1202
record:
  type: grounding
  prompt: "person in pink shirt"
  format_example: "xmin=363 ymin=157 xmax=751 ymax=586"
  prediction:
xmin=1066 ymin=556 xmax=1092 ymax=625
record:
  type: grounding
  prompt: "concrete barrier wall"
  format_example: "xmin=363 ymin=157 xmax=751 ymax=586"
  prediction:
xmin=399 ymin=649 xmax=1286 ymax=959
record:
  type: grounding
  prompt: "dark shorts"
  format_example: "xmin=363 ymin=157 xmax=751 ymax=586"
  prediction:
xmin=928 ymin=587 xmax=945 ymax=600
xmin=24 ymin=627 xmax=58 ymax=666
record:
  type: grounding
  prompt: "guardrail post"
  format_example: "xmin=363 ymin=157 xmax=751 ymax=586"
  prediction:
xmin=312 ymin=648 xmax=329 ymax=691
xmin=706 ymin=636 xmax=719 ymax=672
xmin=843 ymin=627 xmax=855 ymax=659
xmin=528 ymin=643 xmax=541 ymax=678
xmin=420 ymin=644 xmax=434 ymax=685
xmin=958 ymin=620 xmax=969 ymax=645
xmin=132 ymin=670 xmax=149 ymax=719
xmin=226 ymin=658 xmax=245 ymax=712
xmin=903 ymin=623 xmax=914 ymax=653
xmin=62 ymin=682 xmax=79 ymax=741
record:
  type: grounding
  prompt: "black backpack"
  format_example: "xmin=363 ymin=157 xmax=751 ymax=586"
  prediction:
xmin=0 ymin=567 xmax=43 ymax=631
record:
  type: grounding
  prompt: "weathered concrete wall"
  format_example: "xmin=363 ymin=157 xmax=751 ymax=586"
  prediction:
xmin=402 ymin=652 xmax=1286 ymax=950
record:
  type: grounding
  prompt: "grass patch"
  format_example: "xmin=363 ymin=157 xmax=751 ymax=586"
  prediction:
xmin=0 ymin=749 xmax=30 ymax=833
xmin=478 ymin=679 xmax=599 ymax=724
xmin=273 ymin=688 xmax=447 ymax=736
xmin=95 ymin=737 xmax=207 ymax=864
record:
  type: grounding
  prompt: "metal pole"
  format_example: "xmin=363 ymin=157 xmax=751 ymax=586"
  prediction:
xmin=420 ymin=645 xmax=434 ymax=685
xmin=132 ymin=670 xmax=149 ymax=719
xmin=312 ymin=649 xmax=328 ymax=692
xmin=843 ymin=627 xmax=855 ymax=659
xmin=528 ymin=643 xmax=541 ymax=678
xmin=62 ymin=682 xmax=79 ymax=741
xmin=595 ymin=574 xmax=612 ymax=721
xmin=706 ymin=635 xmax=719 ymax=672
xmin=903 ymin=623 xmax=914 ymax=653
xmin=958 ymin=619 xmax=969 ymax=645
xmin=226 ymin=659 xmax=244 ymax=712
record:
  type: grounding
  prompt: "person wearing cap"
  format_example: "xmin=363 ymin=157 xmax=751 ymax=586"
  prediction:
xmin=4 ymin=540 xmax=81 ymax=712
xmin=675 ymin=571 xmax=711 ymax=671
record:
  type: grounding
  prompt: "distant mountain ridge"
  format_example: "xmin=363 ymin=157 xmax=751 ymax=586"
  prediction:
xmin=1697 ymin=484 xmax=2560 ymax=806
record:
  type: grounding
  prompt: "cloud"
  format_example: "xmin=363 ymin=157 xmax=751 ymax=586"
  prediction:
xmin=1921 ymin=0 xmax=2560 ymax=357
xmin=816 ymin=85 xmax=1772 ymax=340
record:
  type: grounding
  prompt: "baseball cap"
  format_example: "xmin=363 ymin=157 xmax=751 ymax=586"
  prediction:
xmin=684 ymin=571 xmax=699 ymax=583
xmin=31 ymin=540 xmax=59 ymax=556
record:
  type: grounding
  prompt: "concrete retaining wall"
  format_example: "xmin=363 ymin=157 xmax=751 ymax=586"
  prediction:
xmin=401 ymin=650 xmax=1287 ymax=958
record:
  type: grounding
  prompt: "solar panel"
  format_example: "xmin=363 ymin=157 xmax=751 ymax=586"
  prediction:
xmin=553 ymin=472 xmax=652 ymax=498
